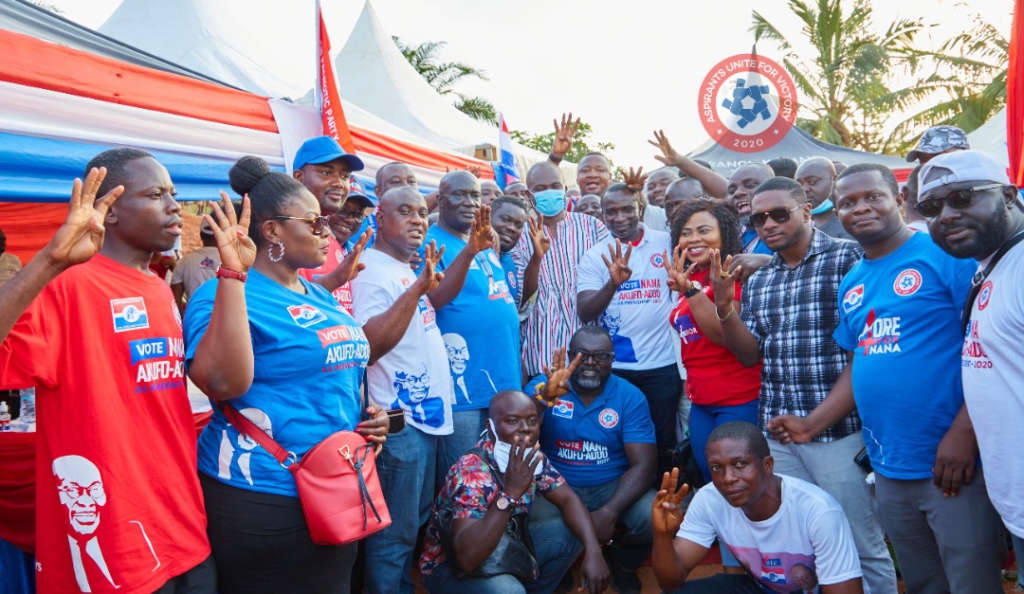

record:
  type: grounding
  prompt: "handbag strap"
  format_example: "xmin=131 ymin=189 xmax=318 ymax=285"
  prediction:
xmin=350 ymin=443 xmax=384 ymax=529
xmin=961 ymin=229 xmax=1024 ymax=332
xmin=220 ymin=403 xmax=297 ymax=468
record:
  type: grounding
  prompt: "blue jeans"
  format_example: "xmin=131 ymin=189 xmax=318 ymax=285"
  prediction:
xmin=421 ymin=515 xmax=583 ymax=594
xmin=364 ymin=425 xmax=440 ymax=594
xmin=663 ymin=573 xmax=766 ymax=593
xmin=688 ymin=400 xmax=759 ymax=483
xmin=1015 ymin=533 xmax=1024 ymax=589
xmin=437 ymin=409 xmax=488 ymax=487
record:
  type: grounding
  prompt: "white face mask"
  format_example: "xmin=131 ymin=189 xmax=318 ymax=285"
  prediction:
xmin=489 ymin=419 xmax=544 ymax=476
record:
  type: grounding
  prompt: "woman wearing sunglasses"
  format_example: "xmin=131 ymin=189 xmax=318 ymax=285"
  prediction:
xmin=665 ymin=199 xmax=763 ymax=482
xmin=183 ymin=156 xmax=440 ymax=593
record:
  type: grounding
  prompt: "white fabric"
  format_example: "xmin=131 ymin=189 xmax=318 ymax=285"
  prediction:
xmin=350 ymin=249 xmax=453 ymax=435
xmin=966 ymin=107 xmax=1009 ymax=168
xmin=644 ymin=204 xmax=669 ymax=232
xmin=962 ymin=242 xmax=1024 ymax=537
xmin=678 ymin=475 xmax=862 ymax=591
xmin=170 ymin=246 xmax=220 ymax=298
xmin=906 ymin=220 xmax=930 ymax=234
xmin=576 ymin=225 xmax=676 ymax=370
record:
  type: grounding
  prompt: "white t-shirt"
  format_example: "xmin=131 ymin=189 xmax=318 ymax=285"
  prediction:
xmin=678 ymin=474 xmax=862 ymax=593
xmin=645 ymin=205 xmax=669 ymax=232
xmin=351 ymin=249 xmax=453 ymax=435
xmin=576 ymin=225 xmax=676 ymax=370
xmin=171 ymin=246 xmax=220 ymax=298
xmin=962 ymin=241 xmax=1024 ymax=537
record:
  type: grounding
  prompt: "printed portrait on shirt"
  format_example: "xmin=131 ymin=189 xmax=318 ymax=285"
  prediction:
xmin=392 ymin=364 xmax=446 ymax=428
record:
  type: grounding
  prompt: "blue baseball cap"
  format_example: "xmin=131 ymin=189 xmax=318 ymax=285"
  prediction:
xmin=293 ymin=136 xmax=365 ymax=172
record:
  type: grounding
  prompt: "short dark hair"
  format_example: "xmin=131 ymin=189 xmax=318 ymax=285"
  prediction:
xmin=85 ymin=147 xmax=155 ymax=198
xmin=767 ymin=157 xmax=798 ymax=179
xmin=602 ymin=182 xmax=640 ymax=208
xmin=669 ymin=198 xmax=744 ymax=261
xmin=837 ymin=163 xmax=899 ymax=198
xmin=707 ymin=421 xmax=770 ymax=460
xmin=491 ymin=195 xmax=528 ymax=215
xmin=229 ymin=155 xmax=308 ymax=246
xmin=752 ymin=176 xmax=807 ymax=205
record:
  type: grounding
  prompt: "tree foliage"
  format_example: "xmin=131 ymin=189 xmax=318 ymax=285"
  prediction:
xmin=510 ymin=122 xmax=617 ymax=168
xmin=392 ymin=36 xmax=498 ymax=125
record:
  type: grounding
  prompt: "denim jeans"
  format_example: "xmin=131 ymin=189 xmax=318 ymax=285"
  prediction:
xmin=769 ymin=433 xmax=898 ymax=594
xmin=364 ymin=424 xmax=441 ymax=594
xmin=688 ymin=400 xmax=759 ymax=483
xmin=664 ymin=573 xmax=767 ymax=593
xmin=437 ymin=409 xmax=489 ymax=487
xmin=421 ymin=515 xmax=583 ymax=594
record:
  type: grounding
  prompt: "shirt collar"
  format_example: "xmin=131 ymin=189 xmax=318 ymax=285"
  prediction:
xmin=767 ymin=227 xmax=832 ymax=270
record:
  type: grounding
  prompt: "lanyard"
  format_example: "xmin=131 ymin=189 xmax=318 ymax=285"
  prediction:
xmin=961 ymin=230 xmax=1024 ymax=332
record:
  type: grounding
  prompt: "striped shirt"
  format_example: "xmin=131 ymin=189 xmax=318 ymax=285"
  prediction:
xmin=741 ymin=229 xmax=863 ymax=442
xmin=512 ymin=212 xmax=608 ymax=376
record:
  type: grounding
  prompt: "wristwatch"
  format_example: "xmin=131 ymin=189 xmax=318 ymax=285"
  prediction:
xmin=682 ymin=280 xmax=702 ymax=299
xmin=495 ymin=492 xmax=518 ymax=511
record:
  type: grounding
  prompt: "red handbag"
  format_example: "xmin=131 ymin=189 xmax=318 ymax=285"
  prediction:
xmin=221 ymin=404 xmax=392 ymax=545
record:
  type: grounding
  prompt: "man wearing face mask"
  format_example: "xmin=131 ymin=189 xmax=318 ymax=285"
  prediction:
xmin=511 ymin=162 xmax=608 ymax=378
xmin=419 ymin=390 xmax=610 ymax=593
xmin=796 ymin=157 xmax=853 ymax=240
xmin=526 ymin=327 xmax=657 ymax=594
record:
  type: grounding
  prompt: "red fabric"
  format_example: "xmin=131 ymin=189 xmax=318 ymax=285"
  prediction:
xmin=317 ymin=1 xmax=357 ymax=154
xmin=1009 ymin=0 xmax=1024 ymax=184
xmin=0 ymin=202 xmax=68 ymax=265
xmin=0 ymin=255 xmax=209 ymax=592
xmin=298 ymin=235 xmax=353 ymax=311
xmin=669 ymin=268 xmax=762 ymax=406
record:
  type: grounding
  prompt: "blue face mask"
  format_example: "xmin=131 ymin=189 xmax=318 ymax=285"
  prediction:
xmin=534 ymin=189 xmax=566 ymax=217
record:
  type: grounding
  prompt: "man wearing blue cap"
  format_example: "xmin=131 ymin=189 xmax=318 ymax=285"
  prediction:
xmin=293 ymin=135 xmax=374 ymax=312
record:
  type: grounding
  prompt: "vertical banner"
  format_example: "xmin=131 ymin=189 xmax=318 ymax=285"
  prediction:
xmin=1007 ymin=0 xmax=1024 ymax=184
xmin=496 ymin=112 xmax=520 ymax=189
xmin=315 ymin=0 xmax=356 ymax=154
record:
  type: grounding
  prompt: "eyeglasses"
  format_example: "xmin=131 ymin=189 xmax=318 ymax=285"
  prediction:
xmin=271 ymin=215 xmax=331 ymax=235
xmin=914 ymin=183 xmax=1004 ymax=219
xmin=568 ymin=350 xmax=614 ymax=363
xmin=331 ymin=209 xmax=367 ymax=223
xmin=749 ymin=205 xmax=802 ymax=228
xmin=59 ymin=482 xmax=104 ymax=500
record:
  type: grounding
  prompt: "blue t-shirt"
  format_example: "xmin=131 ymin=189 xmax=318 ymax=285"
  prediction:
xmin=742 ymin=228 xmax=775 ymax=255
xmin=527 ymin=374 xmax=656 ymax=487
xmin=500 ymin=251 xmax=520 ymax=304
xmin=420 ymin=226 xmax=521 ymax=411
xmin=833 ymin=232 xmax=976 ymax=480
xmin=184 ymin=269 xmax=370 ymax=497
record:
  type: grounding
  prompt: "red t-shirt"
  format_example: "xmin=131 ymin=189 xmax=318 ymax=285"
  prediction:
xmin=0 ymin=255 xmax=210 ymax=593
xmin=668 ymin=267 xmax=762 ymax=407
xmin=298 ymin=235 xmax=353 ymax=312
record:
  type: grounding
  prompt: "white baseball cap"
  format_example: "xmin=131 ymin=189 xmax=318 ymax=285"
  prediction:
xmin=918 ymin=150 xmax=1010 ymax=198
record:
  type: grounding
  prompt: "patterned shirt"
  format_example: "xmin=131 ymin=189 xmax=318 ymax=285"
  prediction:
xmin=741 ymin=229 xmax=862 ymax=442
xmin=419 ymin=436 xmax=565 ymax=575
xmin=512 ymin=212 xmax=608 ymax=376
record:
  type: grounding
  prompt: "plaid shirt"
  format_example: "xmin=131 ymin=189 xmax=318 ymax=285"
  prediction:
xmin=741 ymin=229 xmax=863 ymax=442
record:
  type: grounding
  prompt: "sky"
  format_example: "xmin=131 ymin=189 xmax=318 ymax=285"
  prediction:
xmin=46 ymin=0 xmax=1014 ymax=169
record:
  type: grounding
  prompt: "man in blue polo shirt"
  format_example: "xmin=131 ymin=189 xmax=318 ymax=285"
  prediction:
xmin=422 ymin=171 xmax=522 ymax=478
xmin=770 ymin=163 xmax=1006 ymax=593
xmin=528 ymin=325 xmax=656 ymax=594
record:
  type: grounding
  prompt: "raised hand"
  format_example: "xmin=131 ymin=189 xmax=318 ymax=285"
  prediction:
xmin=504 ymin=437 xmax=543 ymax=500
xmin=665 ymin=247 xmax=699 ymax=293
xmin=601 ymin=239 xmax=633 ymax=286
xmin=206 ymin=191 xmax=256 ymax=273
xmin=652 ymin=468 xmax=690 ymax=536
xmin=466 ymin=204 xmax=494 ymax=254
xmin=649 ymin=129 xmax=684 ymax=168
xmin=44 ymin=167 xmax=123 ymax=268
xmin=336 ymin=227 xmax=372 ymax=286
xmin=540 ymin=346 xmax=582 ymax=402
xmin=619 ymin=166 xmax=648 ymax=194
xmin=412 ymin=240 xmax=445 ymax=296
xmin=551 ymin=112 xmax=581 ymax=159
xmin=528 ymin=214 xmax=550 ymax=260
xmin=709 ymin=248 xmax=740 ymax=308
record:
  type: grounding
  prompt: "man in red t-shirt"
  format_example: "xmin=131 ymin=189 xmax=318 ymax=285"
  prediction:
xmin=0 ymin=148 xmax=254 ymax=593
xmin=292 ymin=135 xmax=372 ymax=311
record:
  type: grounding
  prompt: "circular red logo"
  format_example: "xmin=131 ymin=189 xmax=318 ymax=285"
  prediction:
xmin=893 ymin=269 xmax=923 ymax=296
xmin=598 ymin=408 xmax=619 ymax=429
xmin=650 ymin=253 xmax=665 ymax=268
xmin=978 ymin=280 xmax=994 ymax=310
xmin=698 ymin=54 xmax=798 ymax=153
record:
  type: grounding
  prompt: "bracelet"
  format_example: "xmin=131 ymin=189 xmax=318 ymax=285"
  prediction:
xmin=533 ymin=383 xmax=555 ymax=407
xmin=716 ymin=304 xmax=735 ymax=322
xmin=216 ymin=266 xmax=248 ymax=282
xmin=548 ymin=152 xmax=563 ymax=164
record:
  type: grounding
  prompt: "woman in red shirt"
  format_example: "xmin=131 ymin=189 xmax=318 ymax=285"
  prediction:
xmin=666 ymin=199 xmax=763 ymax=481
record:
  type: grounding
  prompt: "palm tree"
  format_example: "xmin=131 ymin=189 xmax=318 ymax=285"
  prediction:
xmin=392 ymin=36 xmax=498 ymax=125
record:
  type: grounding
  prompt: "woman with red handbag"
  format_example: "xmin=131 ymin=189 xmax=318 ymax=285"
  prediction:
xmin=183 ymin=156 xmax=441 ymax=593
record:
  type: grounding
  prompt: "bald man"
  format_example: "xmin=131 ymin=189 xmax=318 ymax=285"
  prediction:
xmin=796 ymin=157 xmax=853 ymax=240
xmin=727 ymin=164 xmax=775 ymax=255
xmin=663 ymin=177 xmax=705 ymax=229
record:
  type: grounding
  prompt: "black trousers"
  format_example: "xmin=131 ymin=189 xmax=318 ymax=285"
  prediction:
xmin=613 ymin=364 xmax=683 ymax=479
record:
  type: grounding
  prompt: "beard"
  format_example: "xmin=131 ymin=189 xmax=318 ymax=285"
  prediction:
xmin=935 ymin=206 xmax=1010 ymax=259
xmin=571 ymin=373 xmax=603 ymax=391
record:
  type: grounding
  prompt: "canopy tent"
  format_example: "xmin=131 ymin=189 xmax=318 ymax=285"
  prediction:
xmin=966 ymin=108 xmax=1009 ymax=168
xmin=688 ymin=125 xmax=914 ymax=181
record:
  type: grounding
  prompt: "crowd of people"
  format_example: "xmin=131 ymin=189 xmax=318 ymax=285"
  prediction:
xmin=0 ymin=117 xmax=1022 ymax=594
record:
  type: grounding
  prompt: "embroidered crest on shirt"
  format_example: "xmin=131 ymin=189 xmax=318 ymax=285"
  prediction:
xmin=598 ymin=408 xmax=619 ymax=429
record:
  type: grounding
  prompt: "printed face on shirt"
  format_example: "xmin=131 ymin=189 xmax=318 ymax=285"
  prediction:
xmin=706 ymin=437 xmax=772 ymax=509
xmin=443 ymin=333 xmax=470 ymax=375
xmin=569 ymin=330 xmax=614 ymax=392
xmin=394 ymin=365 xmax=430 ymax=404
xmin=645 ymin=170 xmax=678 ymax=208
xmin=750 ymin=189 xmax=810 ymax=254
xmin=922 ymin=176 xmax=1016 ymax=260
xmin=678 ymin=210 xmax=723 ymax=268
xmin=602 ymin=190 xmax=641 ymax=240
xmin=490 ymin=201 xmax=529 ymax=253
xmin=577 ymin=154 xmax=612 ymax=196
xmin=53 ymin=455 xmax=106 ymax=535
xmin=294 ymin=159 xmax=352 ymax=216
xmin=105 ymin=156 xmax=182 ymax=254
xmin=834 ymin=170 xmax=904 ymax=245
xmin=264 ymin=191 xmax=331 ymax=270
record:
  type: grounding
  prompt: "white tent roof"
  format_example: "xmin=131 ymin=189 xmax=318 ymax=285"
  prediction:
xmin=966 ymin=108 xmax=1008 ymax=168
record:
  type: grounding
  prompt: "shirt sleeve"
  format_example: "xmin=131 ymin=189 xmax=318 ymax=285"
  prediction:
xmin=575 ymin=246 xmax=610 ymax=294
xmin=832 ymin=278 xmax=857 ymax=351
xmin=740 ymin=276 xmax=764 ymax=351
xmin=350 ymin=277 xmax=395 ymax=325
xmin=675 ymin=487 xmax=719 ymax=548
xmin=807 ymin=506 xmax=864 ymax=585
xmin=182 ymin=279 xmax=218 ymax=367
xmin=534 ymin=461 xmax=566 ymax=496
xmin=593 ymin=218 xmax=610 ymax=242
xmin=448 ymin=453 xmax=496 ymax=520
xmin=621 ymin=383 xmax=656 ymax=444
xmin=170 ymin=261 xmax=185 ymax=284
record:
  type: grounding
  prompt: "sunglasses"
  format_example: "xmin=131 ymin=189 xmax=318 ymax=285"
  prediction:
xmin=568 ymin=350 xmax=614 ymax=363
xmin=331 ymin=209 xmax=367 ymax=223
xmin=914 ymin=183 xmax=1004 ymax=219
xmin=749 ymin=205 xmax=802 ymax=228
xmin=271 ymin=215 xmax=331 ymax=235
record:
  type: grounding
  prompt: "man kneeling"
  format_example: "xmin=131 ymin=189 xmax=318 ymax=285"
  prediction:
xmin=652 ymin=422 xmax=863 ymax=593
xmin=419 ymin=390 xmax=610 ymax=593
